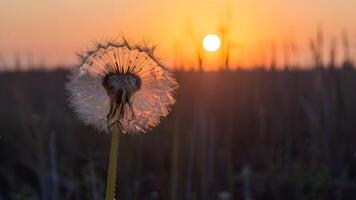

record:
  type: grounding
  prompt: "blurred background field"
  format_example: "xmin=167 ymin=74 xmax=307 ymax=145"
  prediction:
xmin=1 ymin=66 xmax=356 ymax=200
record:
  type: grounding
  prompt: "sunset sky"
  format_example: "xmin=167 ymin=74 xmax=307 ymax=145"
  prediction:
xmin=0 ymin=0 xmax=355 ymax=70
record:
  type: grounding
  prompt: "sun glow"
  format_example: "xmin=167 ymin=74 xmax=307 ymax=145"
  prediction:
xmin=203 ymin=34 xmax=221 ymax=52
xmin=202 ymin=34 xmax=221 ymax=52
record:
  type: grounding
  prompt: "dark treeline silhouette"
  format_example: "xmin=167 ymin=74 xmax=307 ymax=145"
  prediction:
xmin=0 ymin=67 xmax=356 ymax=200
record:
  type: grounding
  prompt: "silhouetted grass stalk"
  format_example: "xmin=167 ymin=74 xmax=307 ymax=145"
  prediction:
xmin=170 ymin=117 xmax=180 ymax=200
xmin=105 ymin=126 xmax=120 ymax=200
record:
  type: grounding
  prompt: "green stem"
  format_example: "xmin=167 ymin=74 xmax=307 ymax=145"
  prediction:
xmin=105 ymin=126 xmax=120 ymax=200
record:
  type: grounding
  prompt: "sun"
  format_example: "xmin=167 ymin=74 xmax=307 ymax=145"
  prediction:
xmin=202 ymin=34 xmax=221 ymax=52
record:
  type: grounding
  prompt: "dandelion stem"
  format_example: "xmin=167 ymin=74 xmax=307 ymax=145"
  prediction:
xmin=105 ymin=126 xmax=120 ymax=200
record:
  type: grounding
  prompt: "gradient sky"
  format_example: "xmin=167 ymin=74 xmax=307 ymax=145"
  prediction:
xmin=0 ymin=0 xmax=355 ymax=70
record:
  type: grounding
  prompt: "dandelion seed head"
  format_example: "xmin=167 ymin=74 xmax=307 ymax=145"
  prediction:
xmin=66 ymin=40 xmax=177 ymax=133
xmin=104 ymin=72 xmax=141 ymax=93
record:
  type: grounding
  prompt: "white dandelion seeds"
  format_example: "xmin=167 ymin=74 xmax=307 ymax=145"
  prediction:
xmin=66 ymin=40 xmax=177 ymax=133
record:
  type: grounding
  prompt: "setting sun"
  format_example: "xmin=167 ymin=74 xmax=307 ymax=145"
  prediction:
xmin=202 ymin=34 xmax=221 ymax=52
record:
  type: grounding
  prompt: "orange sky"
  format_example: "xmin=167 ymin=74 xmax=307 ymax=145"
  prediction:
xmin=0 ymin=0 xmax=355 ymax=70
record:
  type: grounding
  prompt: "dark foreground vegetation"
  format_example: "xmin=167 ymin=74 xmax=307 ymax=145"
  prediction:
xmin=0 ymin=68 xmax=356 ymax=200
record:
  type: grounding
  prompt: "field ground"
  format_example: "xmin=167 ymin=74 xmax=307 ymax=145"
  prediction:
xmin=0 ymin=69 xmax=356 ymax=199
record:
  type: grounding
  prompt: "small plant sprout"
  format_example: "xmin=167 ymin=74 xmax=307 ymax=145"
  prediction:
xmin=66 ymin=39 xmax=177 ymax=200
